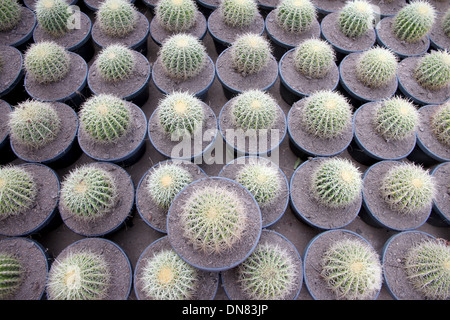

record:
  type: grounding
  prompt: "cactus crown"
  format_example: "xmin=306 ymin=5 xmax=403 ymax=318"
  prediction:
xmin=443 ymin=9 xmax=450 ymax=38
xmin=46 ymin=250 xmax=111 ymax=300
xmin=275 ymin=0 xmax=317 ymax=33
xmin=414 ymin=50 xmax=450 ymax=91
xmin=159 ymin=33 xmax=207 ymax=80
xmin=238 ymin=242 xmax=299 ymax=300
xmin=155 ymin=0 xmax=198 ymax=32
xmin=79 ymin=95 xmax=131 ymax=144
xmin=219 ymin=0 xmax=258 ymax=28
xmin=380 ymin=162 xmax=435 ymax=215
xmin=0 ymin=253 xmax=23 ymax=299
xmin=35 ymin=0 xmax=71 ymax=37
xmin=96 ymin=44 xmax=136 ymax=82
xmin=0 ymin=166 xmax=37 ymax=221
xmin=230 ymin=33 xmax=272 ymax=76
xmin=60 ymin=165 xmax=118 ymax=221
xmin=356 ymin=47 xmax=398 ymax=88
xmin=320 ymin=238 xmax=382 ymax=300
xmin=404 ymin=239 xmax=450 ymax=300
xmin=24 ymin=41 xmax=71 ymax=84
xmin=97 ymin=0 xmax=138 ymax=37
xmin=431 ymin=102 xmax=450 ymax=146
xmin=301 ymin=90 xmax=353 ymax=139
xmin=146 ymin=163 xmax=193 ymax=209
xmin=393 ymin=0 xmax=436 ymax=43
xmin=338 ymin=0 xmax=375 ymax=38
xmin=293 ymin=38 xmax=335 ymax=79
xmin=9 ymin=100 xmax=61 ymax=149
xmin=0 ymin=0 xmax=22 ymax=32
xmin=140 ymin=249 xmax=198 ymax=300
xmin=311 ymin=158 xmax=363 ymax=208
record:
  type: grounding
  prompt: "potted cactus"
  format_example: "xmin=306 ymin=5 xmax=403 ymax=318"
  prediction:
xmin=83 ymin=0 xmax=135 ymax=11
xmin=0 ymin=100 xmax=15 ymax=164
xmin=429 ymin=9 xmax=450 ymax=51
xmin=0 ymin=45 xmax=24 ymax=105
xmin=290 ymin=157 xmax=363 ymax=230
xmin=428 ymin=162 xmax=450 ymax=226
xmin=134 ymin=236 xmax=219 ymax=300
xmin=215 ymin=33 xmax=278 ymax=99
xmin=0 ymin=0 xmax=36 ymax=50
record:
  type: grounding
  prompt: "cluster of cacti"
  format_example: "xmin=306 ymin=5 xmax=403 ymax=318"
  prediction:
xmin=356 ymin=47 xmax=398 ymax=88
xmin=380 ymin=162 xmax=435 ymax=215
xmin=275 ymin=0 xmax=317 ymax=34
xmin=139 ymin=249 xmax=198 ymax=300
xmin=97 ymin=0 xmax=138 ymax=37
xmin=414 ymin=50 xmax=450 ymax=91
xmin=301 ymin=90 xmax=353 ymax=139
xmin=392 ymin=0 xmax=436 ymax=43
xmin=146 ymin=163 xmax=193 ymax=209
xmin=0 ymin=253 xmax=23 ymax=299
xmin=79 ymin=95 xmax=131 ymax=144
xmin=373 ymin=96 xmax=419 ymax=141
xmin=46 ymin=250 xmax=111 ymax=300
xmin=159 ymin=33 xmax=207 ymax=80
xmin=293 ymin=38 xmax=335 ymax=79
xmin=230 ymin=33 xmax=272 ymax=76
xmin=35 ymin=0 xmax=72 ymax=37
xmin=338 ymin=0 xmax=375 ymax=38
xmin=60 ymin=165 xmax=118 ymax=221
xmin=24 ymin=42 xmax=71 ymax=84
xmin=96 ymin=45 xmax=136 ymax=82
xmin=0 ymin=166 xmax=37 ymax=221
xmin=320 ymin=238 xmax=383 ymax=300
xmin=404 ymin=239 xmax=450 ymax=300
xmin=237 ymin=243 xmax=298 ymax=300
xmin=155 ymin=0 xmax=198 ymax=32
xmin=443 ymin=9 xmax=450 ymax=38
xmin=431 ymin=102 xmax=450 ymax=146
xmin=311 ymin=158 xmax=363 ymax=208
xmin=219 ymin=0 xmax=258 ymax=28
xmin=8 ymin=100 xmax=61 ymax=149
xmin=0 ymin=0 xmax=22 ymax=32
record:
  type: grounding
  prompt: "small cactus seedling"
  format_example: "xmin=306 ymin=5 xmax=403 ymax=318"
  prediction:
xmin=46 ymin=250 xmax=111 ymax=300
xmin=237 ymin=243 xmax=299 ymax=300
xmin=219 ymin=0 xmax=258 ymax=28
xmin=146 ymin=163 xmax=193 ymax=209
xmin=35 ymin=0 xmax=72 ymax=37
xmin=275 ymin=0 xmax=317 ymax=34
xmin=139 ymin=249 xmax=198 ymax=300
xmin=311 ymin=158 xmax=363 ymax=208
xmin=356 ymin=47 xmax=398 ymax=88
xmin=301 ymin=90 xmax=353 ymax=139
xmin=0 ymin=166 xmax=37 ymax=221
xmin=0 ymin=253 xmax=23 ymax=299
xmin=0 ymin=0 xmax=22 ymax=32
xmin=293 ymin=38 xmax=335 ymax=79
xmin=97 ymin=0 xmax=138 ymax=37
xmin=414 ymin=50 xmax=450 ymax=91
xmin=8 ymin=100 xmax=61 ymax=149
xmin=338 ymin=0 xmax=375 ymax=38
xmin=392 ymin=0 xmax=436 ymax=43
xmin=380 ymin=162 xmax=436 ymax=215
xmin=431 ymin=102 xmax=450 ymax=146
xmin=79 ymin=94 xmax=131 ymax=144
xmin=230 ymin=33 xmax=272 ymax=76
xmin=60 ymin=165 xmax=118 ymax=221
xmin=96 ymin=44 xmax=135 ymax=82
xmin=320 ymin=238 xmax=383 ymax=300
xmin=373 ymin=96 xmax=419 ymax=141
xmin=155 ymin=0 xmax=198 ymax=32
xmin=159 ymin=34 xmax=207 ymax=80
xmin=443 ymin=9 xmax=450 ymax=38
xmin=404 ymin=239 xmax=450 ymax=300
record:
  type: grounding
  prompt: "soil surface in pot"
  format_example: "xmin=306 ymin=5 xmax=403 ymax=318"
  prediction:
xmin=0 ymin=100 xmax=11 ymax=145
xmin=371 ymin=0 xmax=407 ymax=16
xmin=432 ymin=162 xmax=450 ymax=223
xmin=429 ymin=13 xmax=450 ymax=51
xmin=0 ymin=7 xmax=35 ymax=46
xmin=427 ymin=0 xmax=449 ymax=13
xmin=0 ymin=46 xmax=22 ymax=96
xmin=311 ymin=0 xmax=346 ymax=13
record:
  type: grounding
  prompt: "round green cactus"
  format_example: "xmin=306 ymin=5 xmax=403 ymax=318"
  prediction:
xmin=414 ymin=50 xmax=450 ymax=91
xmin=24 ymin=41 xmax=71 ymax=84
xmin=0 ymin=253 xmax=23 ymax=299
xmin=293 ymin=38 xmax=335 ymax=79
xmin=0 ymin=0 xmax=22 ymax=32
xmin=97 ymin=0 xmax=138 ymax=37
xmin=443 ymin=9 xmax=450 ymax=38
xmin=60 ymin=165 xmax=118 ymax=221
xmin=0 ymin=166 xmax=37 ymax=221
xmin=96 ymin=44 xmax=135 ymax=82
xmin=320 ymin=238 xmax=383 ymax=300
xmin=35 ymin=0 xmax=72 ymax=37
xmin=155 ymin=0 xmax=198 ymax=32
xmin=79 ymin=94 xmax=131 ymax=144
xmin=8 ymin=100 xmax=61 ymax=149
xmin=301 ymin=90 xmax=353 ymax=139
xmin=139 ymin=249 xmax=198 ymax=300
xmin=46 ymin=250 xmax=111 ymax=300
xmin=393 ymin=0 xmax=436 ymax=43
xmin=159 ymin=33 xmax=207 ymax=80
xmin=380 ymin=162 xmax=436 ymax=215
xmin=230 ymin=33 xmax=272 ymax=76
xmin=275 ymin=0 xmax=317 ymax=33
xmin=404 ymin=239 xmax=450 ymax=300
xmin=338 ymin=0 xmax=375 ymax=38
xmin=373 ymin=96 xmax=419 ymax=141
xmin=431 ymin=102 xmax=450 ymax=146
xmin=356 ymin=47 xmax=398 ymax=88
xmin=219 ymin=0 xmax=258 ymax=28
xmin=311 ymin=158 xmax=363 ymax=208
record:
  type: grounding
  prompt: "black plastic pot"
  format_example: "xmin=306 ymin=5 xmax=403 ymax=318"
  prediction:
xmin=195 ymin=0 xmax=218 ymax=18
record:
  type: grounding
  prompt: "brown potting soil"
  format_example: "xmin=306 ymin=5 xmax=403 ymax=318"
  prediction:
xmin=0 ymin=45 xmax=22 ymax=95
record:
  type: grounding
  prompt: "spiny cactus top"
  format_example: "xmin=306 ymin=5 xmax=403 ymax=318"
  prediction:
xmin=275 ymin=0 xmax=317 ymax=34
xmin=0 ymin=253 xmax=23 ymax=299
xmin=443 ymin=9 xmax=450 ymax=38
xmin=230 ymin=33 xmax=272 ymax=76
xmin=0 ymin=0 xmax=22 ymax=32
xmin=293 ymin=38 xmax=335 ymax=79
xmin=35 ymin=0 xmax=72 ymax=37
xmin=96 ymin=44 xmax=136 ymax=82
xmin=431 ymin=102 xmax=450 ymax=146
xmin=356 ymin=47 xmax=398 ymax=88
xmin=24 ymin=41 xmax=71 ymax=84
xmin=320 ymin=238 xmax=382 ymax=300
xmin=338 ymin=0 xmax=375 ymax=38
xmin=155 ymin=0 xmax=198 ymax=32
xmin=393 ymin=0 xmax=436 ymax=43
xmin=219 ymin=0 xmax=258 ymax=28
xmin=414 ymin=50 xmax=450 ymax=91
xmin=97 ymin=0 xmax=138 ymax=37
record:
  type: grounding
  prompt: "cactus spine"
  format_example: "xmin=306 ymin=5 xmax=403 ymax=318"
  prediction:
xmin=35 ymin=0 xmax=72 ymax=37
xmin=393 ymin=0 xmax=436 ymax=43
xmin=0 ymin=0 xmax=22 ymax=32
xmin=230 ymin=33 xmax=272 ymax=76
xmin=414 ymin=50 xmax=450 ymax=91
xmin=293 ymin=38 xmax=335 ymax=79
xmin=431 ymin=102 xmax=450 ymax=146
xmin=275 ymin=0 xmax=317 ymax=33
xmin=97 ymin=0 xmax=138 ymax=37
xmin=0 ymin=253 xmax=23 ymax=299
xmin=155 ymin=0 xmax=198 ymax=32
xmin=219 ymin=0 xmax=258 ymax=28
xmin=356 ymin=47 xmax=398 ymax=88
xmin=96 ymin=44 xmax=136 ymax=82
xmin=338 ymin=0 xmax=375 ymax=38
